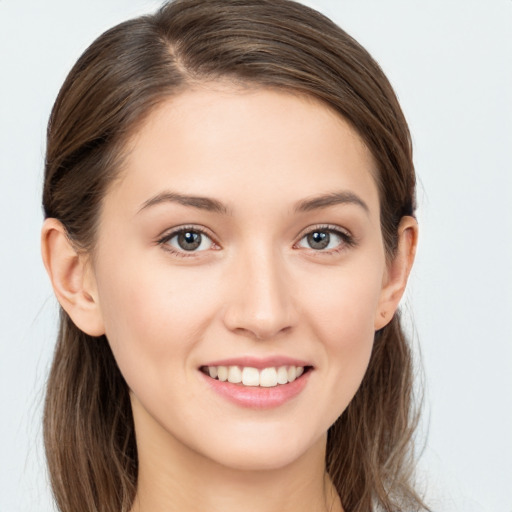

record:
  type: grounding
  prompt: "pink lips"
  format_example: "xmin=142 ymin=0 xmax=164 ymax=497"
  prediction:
xmin=199 ymin=356 xmax=312 ymax=409
xmin=201 ymin=356 xmax=311 ymax=369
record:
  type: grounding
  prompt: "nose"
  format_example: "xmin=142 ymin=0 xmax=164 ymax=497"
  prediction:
xmin=222 ymin=246 xmax=298 ymax=340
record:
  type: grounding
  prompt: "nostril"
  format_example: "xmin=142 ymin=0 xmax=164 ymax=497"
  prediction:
xmin=221 ymin=268 xmax=298 ymax=339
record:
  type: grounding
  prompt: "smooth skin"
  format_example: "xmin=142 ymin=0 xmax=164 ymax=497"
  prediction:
xmin=42 ymin=85 xmax=418 ymax=512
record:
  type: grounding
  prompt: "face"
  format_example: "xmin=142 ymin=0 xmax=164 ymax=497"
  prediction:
xmin=88 ymin=86 xmax=394 ymax=471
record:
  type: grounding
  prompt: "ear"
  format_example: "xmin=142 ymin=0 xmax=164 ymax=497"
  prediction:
xmin=374 ymin=216 xmax=418 ymax=330
xmin=41 ymin=218 xmax=105 ymax=336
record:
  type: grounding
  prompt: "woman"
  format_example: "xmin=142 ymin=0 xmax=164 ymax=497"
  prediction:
xmin=40 ymin=0 xmax=427 ymax=511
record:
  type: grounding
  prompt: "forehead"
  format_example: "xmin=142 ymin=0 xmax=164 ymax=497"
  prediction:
xmin=109 ymin=85 xmax=380 ymax=217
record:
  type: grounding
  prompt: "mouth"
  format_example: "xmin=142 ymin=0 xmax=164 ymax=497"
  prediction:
xmin=199 ymin=364 xmax=312 ymax=387
xmin=199 ymin=359 xmax=313 ymax=409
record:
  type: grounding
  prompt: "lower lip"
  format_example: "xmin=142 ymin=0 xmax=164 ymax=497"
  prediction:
xmin=200 ymin=370 xmax=311 ymax=409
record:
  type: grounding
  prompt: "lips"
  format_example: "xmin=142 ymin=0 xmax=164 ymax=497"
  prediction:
xmin=199 ymin=357 xmax=313 ymax=408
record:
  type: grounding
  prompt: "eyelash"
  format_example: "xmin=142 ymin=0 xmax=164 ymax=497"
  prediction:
xmin=157 ymin=225 xmax=218 ymax=258
xmin=295 ymin=224 xmax=356 ymax=255
xmin=156 ymin=224 xmax=356 ymax=258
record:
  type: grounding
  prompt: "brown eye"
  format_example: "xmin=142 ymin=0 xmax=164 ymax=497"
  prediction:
xmin=306 ymin=231 xmax=330 ymax=250
xmin=164 ymin=229 xmax=214 ymax=253
xmin=297 ymin=227 xmax=351 ymax=252
xmin=177 ymin=231 xmax=202 ymax=251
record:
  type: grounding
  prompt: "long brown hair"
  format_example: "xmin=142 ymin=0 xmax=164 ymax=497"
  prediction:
xmin=43 ymin=1 xmax=426 ymax=511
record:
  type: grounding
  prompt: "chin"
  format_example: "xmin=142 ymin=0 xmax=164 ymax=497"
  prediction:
xmin=197 ymin=426 xmax=325 ymax=472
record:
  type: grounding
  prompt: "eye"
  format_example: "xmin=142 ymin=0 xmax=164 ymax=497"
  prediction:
xmin=159 ymin=227 xmax=216 ymax=254
xmin=296 ymin=226 xmax=353 ymax=252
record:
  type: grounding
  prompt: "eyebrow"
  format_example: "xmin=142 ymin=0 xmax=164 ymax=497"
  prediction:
xmin=138 ymin=191 xmax=230 ymax=215
xmin=294 ymin=191 xmax=369 ymax=214
xmin=138 ymin=189 xmax=369 ymax=216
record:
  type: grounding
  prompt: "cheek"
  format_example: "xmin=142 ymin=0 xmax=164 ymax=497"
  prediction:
xmin=302 ymin=258 xmax=383 ymax=347
xmin=299 ymin=259 xmax=383 ymax=417
xmin=93 ymin=251 xmax=220 ymax=383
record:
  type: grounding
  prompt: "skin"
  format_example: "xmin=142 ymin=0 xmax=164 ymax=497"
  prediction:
xmin=42 ymin=85 xmax=417 ymax=512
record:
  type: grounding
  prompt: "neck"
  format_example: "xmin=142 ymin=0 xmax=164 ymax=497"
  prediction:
xmin=129 ymin=402 xmax=343 ymax=512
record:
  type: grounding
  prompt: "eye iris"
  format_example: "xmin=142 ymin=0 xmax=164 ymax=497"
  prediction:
xmin=177 ymin=231 xmax=201 ymax=251
xmin=307 ymin=231 xmax=330 ymax=250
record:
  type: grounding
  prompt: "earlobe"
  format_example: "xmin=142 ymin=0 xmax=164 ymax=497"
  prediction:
xmin=41 ymin=218 xmax=105 ymax=336
xmin=374 ymin=216 xmax=418 ymax=330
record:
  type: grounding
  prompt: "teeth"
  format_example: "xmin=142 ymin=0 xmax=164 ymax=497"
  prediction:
xmin=204 ymin=365 xmax=307 ymax=387
xmin=242 ymin=367 xmax=260 ymax=386
xmin=217 ymin=366 xmax=228 ymax=382
xmin=276 ymin=366 xmax=288 ymax=384
xmin=260 ymin=367 xmax=278 ymax=387
xmin=228 ymin=366 xmax=242 ymax=384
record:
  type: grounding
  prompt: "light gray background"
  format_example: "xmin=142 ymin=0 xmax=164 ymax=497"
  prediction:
xmin=1 ymin=0 xmax=511 ymax=511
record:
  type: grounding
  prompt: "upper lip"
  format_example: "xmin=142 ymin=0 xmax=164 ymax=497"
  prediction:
xmin=200 ymin=356 xmax=312 ymax=370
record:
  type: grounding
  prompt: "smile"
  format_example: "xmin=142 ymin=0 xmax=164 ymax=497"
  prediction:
xmin=200 ymin=365 xmax=307 ymax=387
xmin=199 ymin=357 xmax=313 ymax=408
